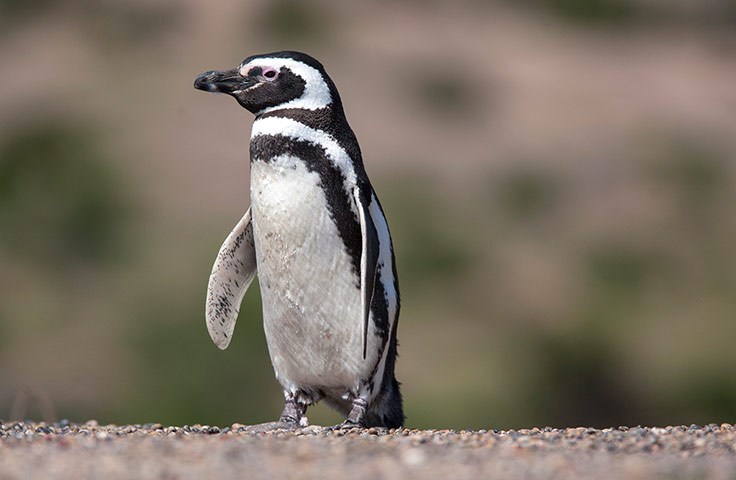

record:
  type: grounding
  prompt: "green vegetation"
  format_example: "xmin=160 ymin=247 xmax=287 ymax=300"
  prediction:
xmin=496 ymin=169 xmax=560 ymax=222
xmin=534 ymin=0 xmax=635 ymax=25
xmin=2 ymin=1 xmax=736 ymax=431
xmin=381 ymin=180 xmax=473 ymax=288
xmin=114 ymin=281 xmax=279 ymax=426
xmin=258 ymin=0 xmax=330 ymax=44
xmin=0 ymin=123 xmax=128 ymax=266
xmin=0 ymin=0 xmax=59 ymax=25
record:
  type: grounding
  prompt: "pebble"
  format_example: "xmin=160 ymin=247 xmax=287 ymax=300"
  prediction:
xmin=301 ymin=425 xmax=324 ymax=435
xmin=2 ymin=420 xmax=736 ymax=479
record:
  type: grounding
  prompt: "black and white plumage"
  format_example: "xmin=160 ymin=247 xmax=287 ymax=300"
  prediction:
xmin=194 ymin=51 xmax=403 ymax=429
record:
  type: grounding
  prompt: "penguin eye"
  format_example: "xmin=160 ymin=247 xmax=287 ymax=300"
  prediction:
xmin=263 ymin=68 xmax=278 ymax=80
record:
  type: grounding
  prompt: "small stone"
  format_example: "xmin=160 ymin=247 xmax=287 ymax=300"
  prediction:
xmin=401 ymin=448 xmax=425 ymax=467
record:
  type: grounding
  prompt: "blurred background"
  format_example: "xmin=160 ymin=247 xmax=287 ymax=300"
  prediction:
xmin=1 ymin=0 xmax=736 ymax=430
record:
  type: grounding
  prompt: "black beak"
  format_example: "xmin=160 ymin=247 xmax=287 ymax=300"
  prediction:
xmin=194 ymin=69 xmax=255 ymax=94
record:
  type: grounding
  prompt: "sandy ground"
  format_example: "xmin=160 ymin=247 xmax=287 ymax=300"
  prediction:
xmin=1 ymin=421 xmax=735 ymax=479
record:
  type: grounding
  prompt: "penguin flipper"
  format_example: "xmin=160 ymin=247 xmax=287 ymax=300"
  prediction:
xmin=205 ymin=207 xmax=257 ymax=350
xmin=354 ymin=187 xmax=379 ymax=359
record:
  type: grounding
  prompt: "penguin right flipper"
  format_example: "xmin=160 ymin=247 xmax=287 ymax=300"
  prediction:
xmin=205 ymin=207 xmax=258 ymax=350
xmin=354 ymin=187 xmax=379 ymax=360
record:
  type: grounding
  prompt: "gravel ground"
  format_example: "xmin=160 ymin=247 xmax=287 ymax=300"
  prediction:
xmin=1 ymin=421 xmax=736 ymax=479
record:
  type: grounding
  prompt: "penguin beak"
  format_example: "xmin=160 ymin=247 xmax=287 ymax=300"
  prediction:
xmin=194 ymin=69 xmax=255 ymax=94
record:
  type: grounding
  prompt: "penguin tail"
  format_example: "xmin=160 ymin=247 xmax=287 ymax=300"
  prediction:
xmin=364 ymin=377 xmax=404 ymax=429
xmin=364 ymin=321 xmax=404 ymax=429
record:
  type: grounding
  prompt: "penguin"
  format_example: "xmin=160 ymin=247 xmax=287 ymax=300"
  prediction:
xmin=194 ymin=51 xmax=403 ymax=430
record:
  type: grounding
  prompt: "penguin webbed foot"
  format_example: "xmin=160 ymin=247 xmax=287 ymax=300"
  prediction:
xmin=328 ymin=397 xmax=368 ymax=430
xmin=330 ymin=419 xmax=364 ymax=431
xmin=246 ymin=395 xmax=309 ymax=432
xmin=281 ymin=395 xmax=310 ymax=427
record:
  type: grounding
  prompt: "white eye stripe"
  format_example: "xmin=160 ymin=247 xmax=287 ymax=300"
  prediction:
xmin=240 ymin=58 xmax=332 ymax=113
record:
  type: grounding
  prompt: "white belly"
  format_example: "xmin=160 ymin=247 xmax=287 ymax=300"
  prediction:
xmin=250 ymin=156 xmax=377 ymax=396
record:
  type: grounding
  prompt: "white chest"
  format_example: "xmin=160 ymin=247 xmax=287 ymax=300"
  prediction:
xmin=250 ymin=156 xmax=375 ymax=394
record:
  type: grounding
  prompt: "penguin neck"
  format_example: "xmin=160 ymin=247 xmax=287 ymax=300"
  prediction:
xmin=253 ymin=104 xmax=363 ymax=169
xmin=256 ymin=104 xmax=344 ymax=132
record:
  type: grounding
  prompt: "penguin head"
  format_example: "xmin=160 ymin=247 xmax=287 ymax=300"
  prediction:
xmin=194 ymin=51 xmax=339 ymax=115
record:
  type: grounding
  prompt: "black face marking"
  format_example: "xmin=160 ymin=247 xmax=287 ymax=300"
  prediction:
xmin=234 ymin=51 xmax=339 ymax=115
xmin=250 ymin=134 xmax=363 ymax=278
xmin=233 ymin=68 xmax=305 ymax=114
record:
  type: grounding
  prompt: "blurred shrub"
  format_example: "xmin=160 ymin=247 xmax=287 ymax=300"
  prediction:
xmin=531 ymin=0 xmax=635 ymax=24
xmin=406 ymin=67 xmax=481 ymax=120
xmin=513 ymin=0 xmax=736 ymax=27
xmin=585 ymin=244 xmax=655 ymax=303
xmin=527 ymin=331 xmax=641 ymax=428
xmin=82 ymin=1 xmax=182 ymax=47
xmin=496 ymin=168 xmax=560 ymax=222
xmin=378 ymin=178 xmax=472 ymax=288
xmin=683 ymin=372 xmax=736 ymax=424
xmin=257 ymin=0 xmax=329 ymax=44
xmin=115 ymin=279 xmax=282 ymax=426
xmin=647 ymin=138 xmax=725 ymax=214
xmin=0 ymin=0 xmax=180 ymax=45
xmin=0 ymin=0 xmax=61 ymax=26
xmin=0 ymin=122 xmax=128 ymax=266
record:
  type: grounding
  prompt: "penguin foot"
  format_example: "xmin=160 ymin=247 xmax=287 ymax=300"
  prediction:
xmin=330 ymin=420 xmax=364 ymax=431
xmin=247 ymin=394 xmax=309 ymax=432
xmin=328 ymin=397 xmax=367 ymax=430
xmin=347 ymin=397 xmax=368 ymax=423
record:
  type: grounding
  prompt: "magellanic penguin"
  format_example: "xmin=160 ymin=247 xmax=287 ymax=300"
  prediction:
xmin=194 ymin=51 xmax=403 ymax=430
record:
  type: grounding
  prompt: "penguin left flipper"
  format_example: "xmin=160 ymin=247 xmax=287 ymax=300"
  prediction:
xmin=205 ymin=207 xmax=257 ymax=350
xmin=354 ymin=187 xmax=379 ymax=360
